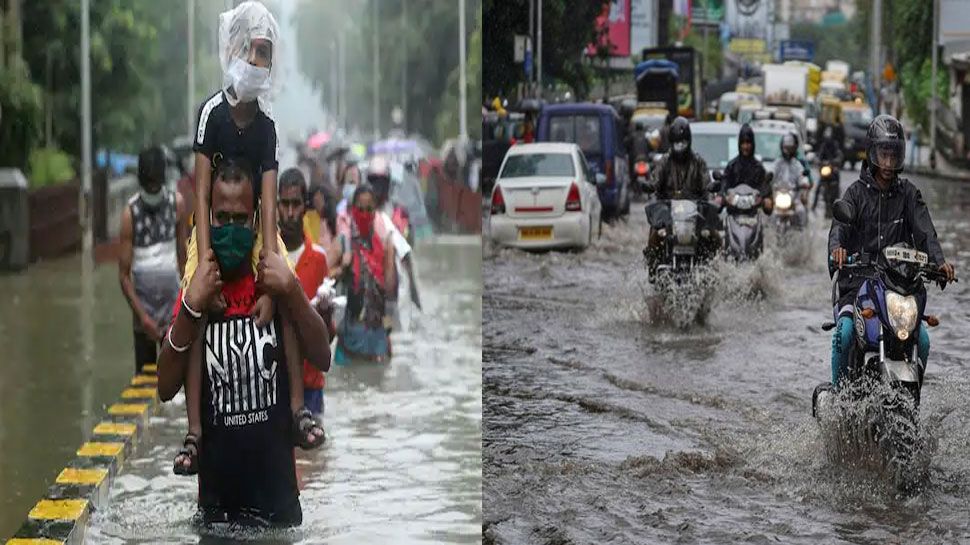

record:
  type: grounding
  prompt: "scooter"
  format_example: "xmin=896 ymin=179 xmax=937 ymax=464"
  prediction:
xmin=812 ymin=202 xmax=956 ymax=490
xmin=717 ymin=172 xmax=772 ymax=261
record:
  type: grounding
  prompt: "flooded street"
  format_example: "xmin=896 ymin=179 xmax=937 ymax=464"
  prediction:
xmin=1 ymin=237 xmax=482 ymax=544
xmin=483 ymin=172 xmax=970 ymax=544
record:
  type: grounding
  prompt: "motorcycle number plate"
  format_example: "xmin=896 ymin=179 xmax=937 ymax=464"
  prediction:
xmin=883 ymin=247 xmax=928 ymax=265
xmin=737 ymin=216 xmax=758 ymax=227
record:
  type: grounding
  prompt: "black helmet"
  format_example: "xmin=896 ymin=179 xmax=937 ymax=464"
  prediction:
xmin=866 ymin=114 xmax=905 ymax=172
xmin=738 ymin=123 xmax=755 ymax=155
xmin=780 ymin=132 xmax=798 ymax=160
xmin=669 ymin=116 xmax=691 ymax=159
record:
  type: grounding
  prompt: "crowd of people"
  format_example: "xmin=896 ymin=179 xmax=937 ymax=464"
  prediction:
xmin=118 ymin=2 xmax=420 ymax=528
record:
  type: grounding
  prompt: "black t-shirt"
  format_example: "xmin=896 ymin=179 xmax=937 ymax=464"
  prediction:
xmin=192 ymin=272 xmax=300 ymax=526
xmin=194 ymin=91 xmax=279 ymax=188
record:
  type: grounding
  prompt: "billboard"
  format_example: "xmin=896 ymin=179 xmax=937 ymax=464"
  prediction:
xmin=630 ymin=0 xmax=657 ymax=54
xmin=725 ymin=0 xmax=769 ymax=39
xmin=587 ymin=1 xmax=631 ymax=57
xmin=779 ymin=40 xmax=814 ymax=62
xmin=939 ymin=0 xmax=970 ymax=46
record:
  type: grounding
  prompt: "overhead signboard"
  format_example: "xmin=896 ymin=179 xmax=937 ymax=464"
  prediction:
xmin=779 ymin=40 xmax=814 ymax=62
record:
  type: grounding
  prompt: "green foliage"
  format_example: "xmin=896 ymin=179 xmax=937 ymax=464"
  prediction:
xmin=0 ymin=56 xmax=44 ymax=171
xmin=483 ymin=0 xmax=602 ymax=100
xmin=900 ymin=58 xmax=949 ymax=134
xmin=789 ymin=20 xmax=867 ymax=76
xmin=16 ymin=0 xmax=222 ymax=168
xmin=436 ymin=4 xmax=483 ymax=142
xmin=294 ymin=0 xmax=481 ymax=145
xmin=27 ymin=147 xmax=76 ymax=188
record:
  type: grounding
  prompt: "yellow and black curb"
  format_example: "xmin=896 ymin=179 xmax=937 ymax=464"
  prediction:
xmin=6 ymin=365 xmax=160 ymax=545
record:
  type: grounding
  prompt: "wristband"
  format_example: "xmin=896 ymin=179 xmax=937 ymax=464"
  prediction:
xmin=167 ymin=327 xmax=192 ymax=353
xmin=182 ymin=292 xmax=202 ymax=320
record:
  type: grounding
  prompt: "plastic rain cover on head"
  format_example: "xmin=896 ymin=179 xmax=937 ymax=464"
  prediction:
xmin=218 ymin=1 xmax=282 ymax=113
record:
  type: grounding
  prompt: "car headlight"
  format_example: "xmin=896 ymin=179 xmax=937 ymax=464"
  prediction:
xmin=886 ymin=291 xmax=918 ymax=340
xmin=821 ymin=165 xmax=832 ymax=177
xmin=775 ymin=192 xmax=792 ymax=210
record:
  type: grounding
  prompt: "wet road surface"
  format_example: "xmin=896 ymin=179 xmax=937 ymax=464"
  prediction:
xmin=2 ymin=236 xmax=482 ymax=544
xmin=483 ymin=170 xmax=970 ymax=544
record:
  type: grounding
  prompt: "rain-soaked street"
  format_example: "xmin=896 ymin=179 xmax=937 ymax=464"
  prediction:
xmin=0 ymin=237 xmax=482 ymax=544
xmin=483 ymin=171 xmax=970 ymax=544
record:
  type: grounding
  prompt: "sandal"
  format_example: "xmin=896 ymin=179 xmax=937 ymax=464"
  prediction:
xmin=293 ymin=407 xmax=325 ymax=450
xmin=173 ymin=433 xmax=200 ymax=476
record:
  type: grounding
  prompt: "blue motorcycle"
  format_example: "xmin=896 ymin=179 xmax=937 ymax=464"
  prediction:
xmin=812 ymin=203 xmax=955 ymax=489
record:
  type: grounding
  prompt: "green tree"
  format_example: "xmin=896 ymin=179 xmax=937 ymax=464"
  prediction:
xmin=483 ymin=0 xmax=603 ymax=100
xmin=293 ymin=0 xmax=480 ymax=145
xmin=436 ymin=4 xmax=482 ymax=141
xmin=0 ymin=56 xmax=44 ymax=170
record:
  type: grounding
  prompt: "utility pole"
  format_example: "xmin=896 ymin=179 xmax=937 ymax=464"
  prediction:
xmin=537 ymin=0 xmax=543 ymax=99
xmin=331 ymin=40 xmax=338 ymax=125
xmin=81 ymin=0 xmax=93 ymax=265
xmin=930 ymin=0 xmax=940 ymax=170
xmin=373 ymin=0 xmax=380 ymax=140
xmin=871 ymin=0 xmax=882 ymax=107
xmin=459 ymin=0 xmax=468 ymax=141
xmin=402 ymin=0 xmax=408 ymax=134
xmin=529 ymin=0 xmax=534 ymax=94
xmin=188 ymin=0 xmax=196 ymax=136
xmin=339 ymin=29 xmax=346 ymax=130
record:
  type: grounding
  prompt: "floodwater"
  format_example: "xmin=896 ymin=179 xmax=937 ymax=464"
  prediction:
xmin=483 ymin=171 xmax=970 ymax=544
xmin=1 ymin=236 xmax=482 ymax=544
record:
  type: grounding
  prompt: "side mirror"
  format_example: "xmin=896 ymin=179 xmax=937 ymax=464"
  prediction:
xmin=712 ymin=169 xmax=725 ymax=182
xmin=595 ymin=173 xmax=607 ymax=186
xmin=832 ymin=199 xmax=854 ymax=223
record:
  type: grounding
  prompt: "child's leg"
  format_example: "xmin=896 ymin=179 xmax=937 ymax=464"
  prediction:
xmin=261 ymin=173 xmax=279 ymax=255
xmin=182 ymin=226 xmax=198 ymax=290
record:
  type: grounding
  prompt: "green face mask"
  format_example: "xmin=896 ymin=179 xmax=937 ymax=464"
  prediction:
xmin=210 ymin=223 xmax=254 ymax=272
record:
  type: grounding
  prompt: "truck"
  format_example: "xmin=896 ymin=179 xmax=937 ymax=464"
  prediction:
xmin=634 ymin=59 xmax=679 ymax=119
xmin=641 ymin=46 xmax=701 ymax=119
xmin=763 ymin=63 xmax=809 ymax=107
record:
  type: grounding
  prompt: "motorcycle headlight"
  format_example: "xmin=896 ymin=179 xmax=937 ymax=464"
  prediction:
xmin=886 ymin=292 xmax=918 ymax=340
xmin=821 ymin=165 xmax=832 ymax=177
xmin=775 ymin=192 xmax=792 ymax=210
xmin=728 ymin=194 xmax=739 ymax=206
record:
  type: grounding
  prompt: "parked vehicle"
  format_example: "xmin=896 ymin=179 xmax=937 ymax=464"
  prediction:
xmin=537 ymin=103 xmax=631 ymax=218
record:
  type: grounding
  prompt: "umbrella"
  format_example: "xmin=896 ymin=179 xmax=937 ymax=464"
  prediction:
xmin=369 ymin=139 xmax=420 ymax=155
xmin=307 ymin=131 xmax=331 ymax=150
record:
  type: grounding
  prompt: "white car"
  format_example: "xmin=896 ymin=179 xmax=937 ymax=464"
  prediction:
xmin=489 ymin=143 xmax=603 ymax=250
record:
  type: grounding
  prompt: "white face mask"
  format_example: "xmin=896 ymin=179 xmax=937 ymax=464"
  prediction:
xmin=673 ymin=141 xmax=688 ymax=153
xmin=140 ymin=187 xmax=164 ymax=207
xmin=225 ymin=57 xmax=271 ymax=105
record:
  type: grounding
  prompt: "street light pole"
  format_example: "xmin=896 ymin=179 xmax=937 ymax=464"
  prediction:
xmin=80 ymin=0 xmax=93 ymax=264
xmin=403 ymin=0 xmax=408 ymax=134
xmin=188 ymin=0 xmax=195 ymax=136
xmin=930 ymin=0 xmax=940 ymax=170
xmin=373 ymin=0 xmax=380 ymax=140
xmin=459 ymin=0 xmax=467 ymax=141
xmin=537 ymin=0 xmax=543 ymax=99
xmin=529 ymin=0 xmax=534 ymax=93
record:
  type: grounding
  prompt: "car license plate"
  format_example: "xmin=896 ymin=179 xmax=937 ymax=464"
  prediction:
xmin=519 ymin=226 xmax=553 ymax=240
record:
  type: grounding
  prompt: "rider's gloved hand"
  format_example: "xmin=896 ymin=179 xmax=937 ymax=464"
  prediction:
xmin=940 ymin=262 xmax=955 ymax=283
xmin=831 ymin=247 xmax=847 ymax=269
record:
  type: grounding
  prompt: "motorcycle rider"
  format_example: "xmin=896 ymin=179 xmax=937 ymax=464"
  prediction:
xmin=643 ymin=116 xmax=719 ymax=276
xmin=812 ymin=126 xmax=844 ymax=212
xmin=720 ymin=123 xmax=771 ymax=208
xmin=826 ymin=114 xmax=955 ymax=390
xmin=771 ymin=132 xmax=813 ymax=224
